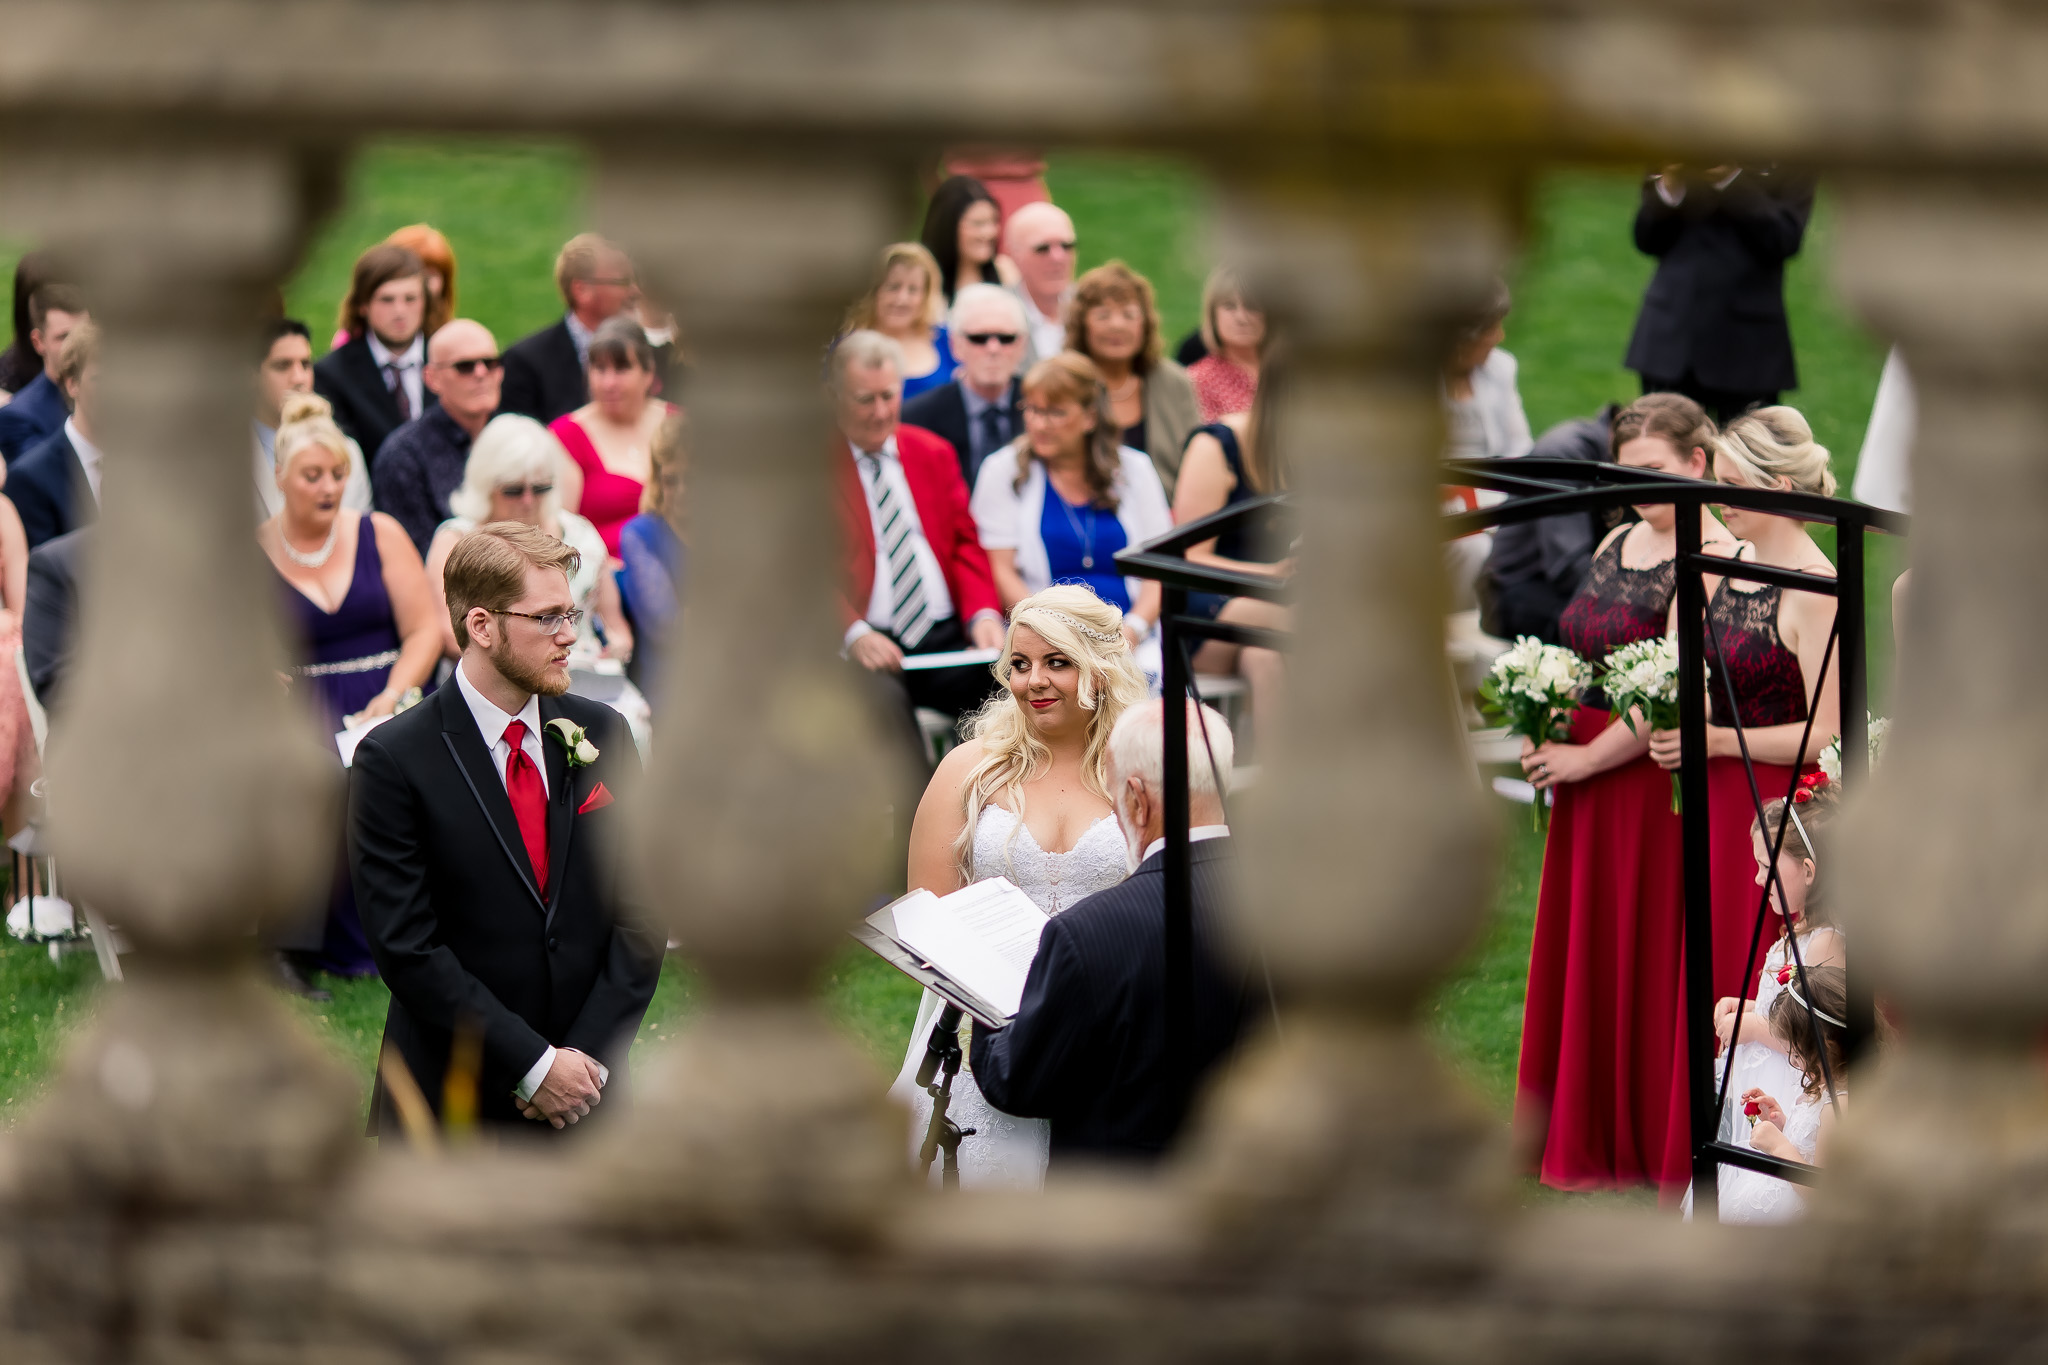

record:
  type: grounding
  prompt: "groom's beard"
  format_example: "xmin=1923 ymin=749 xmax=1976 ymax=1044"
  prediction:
xmin=1116 ymin=795 xmax=1146 ymax=875
xmin=491 ymin=635 xmax=571 ymax=698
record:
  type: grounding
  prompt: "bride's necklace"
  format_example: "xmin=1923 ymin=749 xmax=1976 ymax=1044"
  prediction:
xmin=279 ymin=516 xmax=340 ymax=568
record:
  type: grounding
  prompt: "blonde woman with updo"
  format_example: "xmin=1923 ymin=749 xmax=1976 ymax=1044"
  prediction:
xmin=1648 ymin=404 xmax=1840 ymax=1076
xmin=893 ymin=585 xmax=1149 ymax=1189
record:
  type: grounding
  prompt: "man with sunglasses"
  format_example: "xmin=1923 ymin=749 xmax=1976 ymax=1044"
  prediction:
xmin=372 ymin=319 xmax=505 ymax=555
xmin=1003 ymin=201 xmax=1079 ymax=368
xmin=902 ymin=284 xmax=1029 ymax=490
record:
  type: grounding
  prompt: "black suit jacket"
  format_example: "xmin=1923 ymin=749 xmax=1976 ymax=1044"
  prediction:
xmin=10 ymin=427 xmax=95 ymax=550
xmin=348 ymin=681 xmax=663 ymax=1137
xmin=499 ymin=319 xmax=587 ymax=425
xmin=1623 ymin=167 xmax=1815 ymax=395
xmin=971 ymin=838 xmax=1254 ymax=1164
xmin=22 ymin=526 xmax=88 ymax=712
xmin=901 ymin=377 xmax=1020 ymax=492
xmin=313 ymin=335 xmax=437 ymax=469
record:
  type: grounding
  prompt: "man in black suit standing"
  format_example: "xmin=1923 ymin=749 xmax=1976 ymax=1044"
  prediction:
xmin=11 ymin=321 xmax=103 ymax=551
xmin=972 ymin=698 xmax=1254 ymax=1167
xmin=313 ymin=244 xmax=436 ymax=467
xmin=901 ymin=283 xmax=1027 ymax=492
xmin=498 ymin=234 xmax=637 ymax=425
xmin=349 ymin=522 xmax=662 ymax=1137
xmin=1623 ymin=164 xmax=1816 ymax=423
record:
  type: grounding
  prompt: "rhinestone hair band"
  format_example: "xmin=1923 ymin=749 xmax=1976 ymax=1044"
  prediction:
xmin=1021 ymin=607 xmax=1123 ymax=646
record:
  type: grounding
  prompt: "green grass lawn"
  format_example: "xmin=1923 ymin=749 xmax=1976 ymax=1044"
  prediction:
xmin=0 ymin=144 xmax=1891 ymax=1135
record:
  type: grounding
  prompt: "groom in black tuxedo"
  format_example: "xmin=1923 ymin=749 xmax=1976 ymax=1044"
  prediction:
xmin=971 ymin=699 xmax=1255 ymax=1166
xmin=350 ymin=522 xmax=662 ymax=1138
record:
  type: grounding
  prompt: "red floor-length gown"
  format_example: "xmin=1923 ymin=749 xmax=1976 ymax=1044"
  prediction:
xmin=1516 ymin=532 xmax=1689 ymax=1192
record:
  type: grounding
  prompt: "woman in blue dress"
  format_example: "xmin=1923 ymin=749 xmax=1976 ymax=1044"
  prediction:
xmin=617 ymin=412 xmax=688 ymax=706
xmin=841 ymin=241 xmax=957 ymax=401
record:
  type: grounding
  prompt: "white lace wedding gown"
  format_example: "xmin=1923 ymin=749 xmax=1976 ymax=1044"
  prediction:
xmin=1684 ymin=928 xmax=1841 ymax=1223
xmin=890 ymin=804 xmax=1129 ymax=1189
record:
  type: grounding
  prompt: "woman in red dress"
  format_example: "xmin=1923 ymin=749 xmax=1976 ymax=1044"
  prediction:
xmin=1649 ymin=405 xmax=1839 ymax=1183
xmin=1517 ymin=394 xmax=1735 ymax=1193
xmin=550 ymin=315 xmax=678 ymax=555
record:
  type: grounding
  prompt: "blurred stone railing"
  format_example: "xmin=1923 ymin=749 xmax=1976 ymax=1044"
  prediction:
xmin=0 ymin=1 xmax=2035 ymax=1360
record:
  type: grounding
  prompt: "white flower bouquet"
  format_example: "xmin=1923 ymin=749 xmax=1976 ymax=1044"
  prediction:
xmin=1479 ymin=636 xmax=1593 ymax=828
xmin=1819 ymin=713 xmax=1890 ymax=784
xmin=1600 ymin=635 xmax=1684 ymax=812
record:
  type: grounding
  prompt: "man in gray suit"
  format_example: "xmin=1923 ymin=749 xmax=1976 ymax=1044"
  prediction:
xmin=1005 ymin=202 xmax=1078 ymax=368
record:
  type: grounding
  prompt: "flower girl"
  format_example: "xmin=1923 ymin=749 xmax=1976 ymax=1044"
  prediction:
xmin=1686 ymin=775 xmax=1845 ymax=1222
xmin=1741 ymin=964 xmax=1851 ymax=1184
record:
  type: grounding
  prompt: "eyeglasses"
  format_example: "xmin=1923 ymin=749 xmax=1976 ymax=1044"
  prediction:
xmin=962 ymin=332 xmax=1021 ymax=347
xmin=497 ymin=482 xmax=555 ymax=499
xmin=1030 ymin=240 xmax=1077 ymax=255
xmin=440 ymin=356 xmax=503 ymax=376
xmin=493 ymin=608 xmax=584 ymax=634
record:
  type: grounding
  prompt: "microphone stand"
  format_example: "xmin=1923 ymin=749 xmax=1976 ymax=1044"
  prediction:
xmin=914 ymin=1004 xmax=976 ymax=1189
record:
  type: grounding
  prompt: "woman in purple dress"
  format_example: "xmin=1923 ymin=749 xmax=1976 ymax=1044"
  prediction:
xmin=259 ymin=393 xmax=441 ymax=975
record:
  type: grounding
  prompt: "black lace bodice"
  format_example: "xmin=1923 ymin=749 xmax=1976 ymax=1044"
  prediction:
xmin=1706 ymin=580 xmax=1809 ymax=729
xmin=1559 ymin=533 xmax=1676 ymax=710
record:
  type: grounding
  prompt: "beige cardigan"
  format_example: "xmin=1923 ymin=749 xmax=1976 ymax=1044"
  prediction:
xmin=1141 ymin=359 xmax=1201 ymax=500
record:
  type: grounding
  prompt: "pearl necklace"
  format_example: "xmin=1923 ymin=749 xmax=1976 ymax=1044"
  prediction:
xmin=279 ymin=516 xmax=340 ymax=568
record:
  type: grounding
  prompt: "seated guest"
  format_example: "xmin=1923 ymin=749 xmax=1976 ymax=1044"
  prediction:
xmin=422 ymin=414 xmax=627 ymax=664
xmin=902 ymin=283 xmax=1027 ymax=491
xmin=919 ymin=175 xmax=1019 ymax=304
xmin=371 ymin=319 xmax=504 ymax=555
xmin=0 ymin=252 xmax=57 ymax=398
xmin=0 ymin=282 xmax=89 ymax=463
xmin=844 ymin=243 xmax=956 ymax=402
xmin=1185 ymin=267 xmax=1265 ymax=422
xmin=385 ymin=223 xmax=458 ymax=338
xmin=500 ymin=233 xmax=636 ymax=424
xmin=550 ymin=315 xmax=673 ymax=555
xmin=350 ymin=523 xmax=662 ymax=1136
xmin=313 ymin=244 xmax=434 ymax=464
xmin=23 ymin=526 xmax=86 ymax=713
xmin=617 ymin=412 xmax=688 ymax=703
xmin=12 ymin=322 xmax=104 ymax=550
xmin=1004 ymin=201 xmax=1078 ymax=368
xmin=1066 ymin=261 xmax=1200 ymax=497
xmin=1477 ymin=404 xmax=1623 ymax=645
xmin=261 ymin=393 xmax=442 ymax=979
xmin=1442 ymin=278 xmax=1533 ymax=610
xmin=255 ymin=318 xmax=369 ymax=520
xmin=835 ymin=329 xmax=1005 ymax=731
xmin=971 ymin=352 xmax=1170 ymax=649
xmin=1174 ymin=381 xmax=1294 ymax=750
xmin=971 ymin=697 xmax=1253 ymax=1167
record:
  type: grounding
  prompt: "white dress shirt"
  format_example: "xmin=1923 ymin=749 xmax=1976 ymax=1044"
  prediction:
xmin=453 ymin=659 xmax=608 ymax=1104
xmin=844 ymin=435 xmax=959 ymax=649
xmin=1141 ymin=824 xmax=1231 ymax=865
xmin=366 ymin=331 xmax=426 ymax=418
xmin=1018 ymin=288 xmax=1070 ymax=362
xmin=564 ymin=309 xmax=595 ymax=371
xmin=64 ymin=417 xmax=103 ymax=506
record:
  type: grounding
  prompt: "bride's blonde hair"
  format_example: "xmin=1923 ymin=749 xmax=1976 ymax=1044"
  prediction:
xmin=952 ymin=586 xmax=1149 ymax=880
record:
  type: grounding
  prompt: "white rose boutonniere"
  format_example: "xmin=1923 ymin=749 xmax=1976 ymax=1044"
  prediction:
xmin=545 ymin=717 xmax=600 ymax=769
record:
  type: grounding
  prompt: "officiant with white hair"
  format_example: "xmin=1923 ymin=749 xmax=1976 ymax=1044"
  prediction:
xmin=969 ymin=696 xmax=1256 ymax=1167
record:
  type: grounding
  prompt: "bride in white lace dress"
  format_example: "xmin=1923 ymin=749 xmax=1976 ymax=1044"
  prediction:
xmin=892 ymin=586 xmax=1150 ymax=1189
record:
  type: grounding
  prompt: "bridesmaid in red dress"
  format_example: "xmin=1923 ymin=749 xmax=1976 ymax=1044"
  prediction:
xmin=1648 ymin=405 xmax=1838 ymax=1180
xmin=1516 ymin=394 xmax=1735 ymax=1193
xmin=550 ymin=315 xmax=678 ymax=555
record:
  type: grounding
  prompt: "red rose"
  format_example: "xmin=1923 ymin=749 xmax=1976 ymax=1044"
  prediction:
xmin=1744 ymin=1100 xmax=1761 ymax=1117
xmin=1777 ymin=965 xmax=1793 ymax=985
xmin=1794 ymin=790 xmax=1813 ymax=804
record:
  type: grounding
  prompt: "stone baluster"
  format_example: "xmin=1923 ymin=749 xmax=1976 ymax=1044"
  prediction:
xmin=1177 ymin=168 xmax=1519 ymax=1281
xmin=578 ymin=141 xmax=917 ymax=1240
xmin=1807 ymin=174 xmax=2048 ymax=1323
xmin=0 ymin=138 xmax=360 ymax=1352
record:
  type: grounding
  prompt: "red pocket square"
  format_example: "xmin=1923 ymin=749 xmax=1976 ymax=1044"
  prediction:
xmin=577 ymin=782 xmax=614 ymax=814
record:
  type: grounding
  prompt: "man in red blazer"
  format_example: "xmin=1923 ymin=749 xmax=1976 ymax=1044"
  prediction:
xmin=834 ymin=330 xmax=1006 ymax=744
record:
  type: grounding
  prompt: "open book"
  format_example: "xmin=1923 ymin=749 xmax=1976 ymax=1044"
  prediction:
xmin=851 ymin=877 xmax=1050 ymax=1027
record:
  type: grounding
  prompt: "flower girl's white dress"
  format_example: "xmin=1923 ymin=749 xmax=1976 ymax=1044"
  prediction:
xmin=1684 ymin=927 xmax=1841 ymax=1223
xmin=889 ymin=804 xmax=1129 ymax=1189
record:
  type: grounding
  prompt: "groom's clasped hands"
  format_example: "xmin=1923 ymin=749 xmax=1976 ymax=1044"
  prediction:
xmin=519 ymin=1047 xmax=607 ymax=1128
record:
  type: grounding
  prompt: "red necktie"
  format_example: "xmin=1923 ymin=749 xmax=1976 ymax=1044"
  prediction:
xmin=502 ymin=719 xmax=548 ymax=892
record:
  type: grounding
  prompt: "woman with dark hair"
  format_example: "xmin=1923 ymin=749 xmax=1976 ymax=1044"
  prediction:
xmin=551 ymin=315 xmax=678 ymax=554
xmin=918 ymin=175 xmax=1019 ymax=304
xmin=969 ymin=353 xmax=1169 ymax=650
xmin=0 ymin=252 xmax=57 ymax=398
xmin=1065 ymin=261 xmax=1200 ymax=497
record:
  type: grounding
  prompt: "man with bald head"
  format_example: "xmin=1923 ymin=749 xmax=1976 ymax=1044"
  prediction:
xmin=372 ymin=318 xmax=504 ymax=554
xmin=1004 ymin=201 xmax=1078 ymax=367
